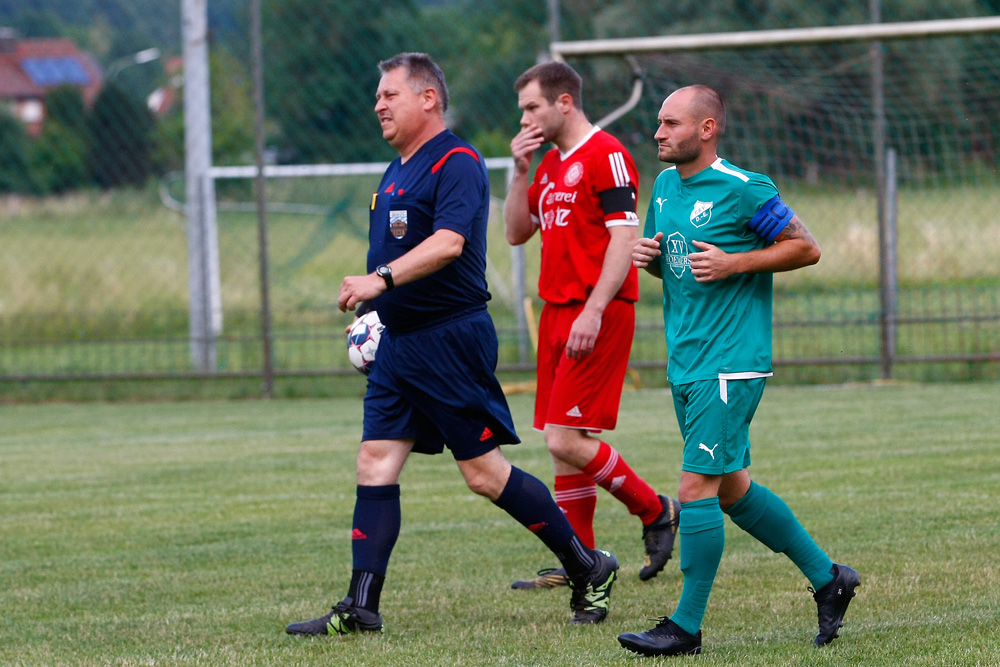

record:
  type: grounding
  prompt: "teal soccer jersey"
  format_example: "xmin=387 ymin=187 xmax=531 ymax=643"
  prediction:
xmin=644 ymin=157 xmax=789 ymax=384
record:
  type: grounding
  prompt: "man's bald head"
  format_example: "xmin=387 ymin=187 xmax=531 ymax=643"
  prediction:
xmin=672 ymin=85 xmax=726 ymax=136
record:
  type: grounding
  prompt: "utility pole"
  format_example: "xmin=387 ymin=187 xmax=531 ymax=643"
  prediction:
xmin=182 ymin=0 xmax=222 ymax=371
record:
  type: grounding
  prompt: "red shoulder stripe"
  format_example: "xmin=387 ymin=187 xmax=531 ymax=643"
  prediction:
xmin=431 ymin=147 xmax=480 ymax=173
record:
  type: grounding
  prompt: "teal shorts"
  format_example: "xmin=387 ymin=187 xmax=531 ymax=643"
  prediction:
xmin=671 ymin=377 xmax=767 ymax=475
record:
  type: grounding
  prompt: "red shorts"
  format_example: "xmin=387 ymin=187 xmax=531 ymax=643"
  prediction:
xmin=533 ymin=299 xmax=635 ymax=432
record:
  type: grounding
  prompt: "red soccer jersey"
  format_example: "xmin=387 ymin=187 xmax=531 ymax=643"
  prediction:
xmin=527 ymin=127 xmax=640 ymax=304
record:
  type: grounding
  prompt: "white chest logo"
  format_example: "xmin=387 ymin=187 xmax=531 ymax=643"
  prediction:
xmin=655 ymin=197 xmax=668 ymax=212
xmin=563 ymin=161 xmax=584 ymax=188
xmin=665 ymin=231 xmax=690 ymax=279
xmin=690 ymin=200 xmax=713 ymax=228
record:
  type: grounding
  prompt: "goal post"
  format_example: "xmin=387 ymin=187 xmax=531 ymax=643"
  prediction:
xmin=550 ymin=16 xmax=1000 ymax=58
xmin=550 ymin=17 xmax=1000 ymax=381
xmin=204 ymin=157 xmax=540 ymax=370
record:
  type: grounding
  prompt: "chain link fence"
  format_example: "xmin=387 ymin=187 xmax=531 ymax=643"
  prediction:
xmin=1 ymin=1 xmax=998 ymax=397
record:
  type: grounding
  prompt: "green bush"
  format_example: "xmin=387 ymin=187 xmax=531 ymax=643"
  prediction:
xmin=86 ymin=81 xmax=155 ymax=188
xmin=30 ymin=121 xmax=89 ymax=193
xmin=0 ymin=110 xmax=35 ymax=193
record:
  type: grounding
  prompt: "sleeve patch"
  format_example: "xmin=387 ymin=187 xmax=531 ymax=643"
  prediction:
xmin=749 ymin=195 xmax=794 ymax=242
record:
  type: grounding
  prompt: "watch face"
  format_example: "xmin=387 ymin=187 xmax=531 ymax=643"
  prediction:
xmin=377 ymin=265 xmax=393 ymax=289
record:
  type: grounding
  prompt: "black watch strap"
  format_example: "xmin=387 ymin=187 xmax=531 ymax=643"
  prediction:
xmin=376 ymin=264 xmax=394 ymax=291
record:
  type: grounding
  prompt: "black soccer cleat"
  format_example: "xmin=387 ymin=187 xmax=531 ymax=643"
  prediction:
xmin=285 ymin=598 xmax=384 ymax=636
xmin=639 ymin=494 xmax=681 ymax=581
xmin=568 ymin=549 xmax=619 ymax=624
xmin=618 ymin=616 xmax=702 ymax=656
xmin=811 ymin=563 xmax=860 ymax=646
xmin=511 ymin=566 xmax=570 ymax=590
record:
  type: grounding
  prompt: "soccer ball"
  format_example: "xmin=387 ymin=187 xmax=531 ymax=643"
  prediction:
xmin=347 ymin=310 xmax=384 ymax=376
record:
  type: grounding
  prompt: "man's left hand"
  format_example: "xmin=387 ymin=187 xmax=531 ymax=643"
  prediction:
xmin=566 ymin=308 xmax=602 ymax=360
xmin=689 ymin=240 xmax=737 ymax=282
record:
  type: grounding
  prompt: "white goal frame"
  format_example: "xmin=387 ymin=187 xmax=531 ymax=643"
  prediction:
xmin=550 ymin=16 xmax=1000 ymax=59
xmin=551 ymin=16 xmax=1000 ymax=379
xmin=207 ymin=158 xmax=535 ymax=361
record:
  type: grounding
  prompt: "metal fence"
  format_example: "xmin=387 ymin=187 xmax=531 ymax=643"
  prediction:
xmin=1 ymin=1 xmax=998 ymax=397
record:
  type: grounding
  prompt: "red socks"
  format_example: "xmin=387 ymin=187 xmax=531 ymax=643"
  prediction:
xmin=554 ymin=473 xmax=597 ymax=549
xmin=582 ymin=441 xmax=662 ymax=525
xmin=554 ymin=442 xmax=663 ymax=546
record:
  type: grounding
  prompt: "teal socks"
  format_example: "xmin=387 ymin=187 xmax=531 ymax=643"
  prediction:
xmin=725 ymin=481 xmax=834 ymax=590
xmin=671 ymin=497 xmax=725 ymax=637
xmin=670 ymin=483 xmax=834 ymax=637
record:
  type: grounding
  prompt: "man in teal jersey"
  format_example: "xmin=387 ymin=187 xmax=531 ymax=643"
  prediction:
xmin=617 ymin=85 xmax=860 ymax=657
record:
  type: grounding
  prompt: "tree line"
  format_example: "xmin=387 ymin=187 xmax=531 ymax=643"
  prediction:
xmin=2 ymin=0 xmax=999 ymax=195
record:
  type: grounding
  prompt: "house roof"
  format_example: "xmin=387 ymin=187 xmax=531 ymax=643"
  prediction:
xmin=0 ymin=36 xmax=104 ymax=104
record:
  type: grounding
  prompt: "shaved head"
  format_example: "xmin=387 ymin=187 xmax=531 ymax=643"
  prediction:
xmin=676 ymin=85 xmax=726 ymax=135
xmin=655 ymin=85 xmax=726 ymax=176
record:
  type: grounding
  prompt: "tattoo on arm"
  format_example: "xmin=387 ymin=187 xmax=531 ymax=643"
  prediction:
xmin=775 ymin=215 xmax=816 ymax=244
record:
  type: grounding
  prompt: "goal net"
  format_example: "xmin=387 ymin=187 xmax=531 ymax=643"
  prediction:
xmin=554 ymin=19 xmax=1000 ymax=381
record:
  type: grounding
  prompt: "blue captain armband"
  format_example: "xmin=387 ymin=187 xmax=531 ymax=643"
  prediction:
xmin=749 ymin=195 xmax=794 ymax=242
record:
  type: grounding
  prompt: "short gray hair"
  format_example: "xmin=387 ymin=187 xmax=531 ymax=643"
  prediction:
xmin=378 ymin=52 xmax=449 ymax=114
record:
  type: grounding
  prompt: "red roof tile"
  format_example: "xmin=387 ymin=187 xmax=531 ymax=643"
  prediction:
xmin=0 ymin=37 xmax=103 ymax=104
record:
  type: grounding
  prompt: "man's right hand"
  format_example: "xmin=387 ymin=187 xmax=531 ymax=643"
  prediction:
xmin=632 ymin=232 xmax=664 ymax=268
xmin=338 ymin=274 xmax=385 ymax=312
xmin=510 ymin=124 xmax=544 ymax=173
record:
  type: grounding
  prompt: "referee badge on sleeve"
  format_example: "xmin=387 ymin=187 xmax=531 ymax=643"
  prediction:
xmin=389 ymin=210 xmax=408 ymax=239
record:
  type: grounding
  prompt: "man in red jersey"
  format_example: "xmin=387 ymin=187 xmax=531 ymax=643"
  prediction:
xmin=504 ymin=61 xmax=680 ymax=589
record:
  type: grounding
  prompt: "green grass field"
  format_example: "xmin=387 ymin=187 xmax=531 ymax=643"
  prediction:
xmin=3 ymin=382 xmax=999 ymax=666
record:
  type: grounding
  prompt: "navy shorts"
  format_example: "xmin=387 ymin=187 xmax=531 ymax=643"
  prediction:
xmin=362 ymin=307 xmax=520 ymax=460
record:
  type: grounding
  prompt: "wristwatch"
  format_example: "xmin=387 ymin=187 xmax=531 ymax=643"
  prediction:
xmin=375 ymin=264 xmax=394 ymax=291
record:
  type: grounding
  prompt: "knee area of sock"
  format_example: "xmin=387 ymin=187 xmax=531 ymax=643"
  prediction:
xmin=723 ymin=481 xmax=768 ymax=525
xmin=679 ymin=497 xmax=725 ymax=534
